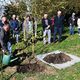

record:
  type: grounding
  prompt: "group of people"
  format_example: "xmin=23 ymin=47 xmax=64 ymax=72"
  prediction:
xmin=0 ymin=15 xmax=20 ymax=56
xmin=0 ymin=10 xmax=79 ymax=57
xmin=0 ymin=14 xmax=34 ymax=57
xmin=42 ymin=11 xmax=64 ymax=44
xmin=42 ymin=11 xmax=80 ymax=45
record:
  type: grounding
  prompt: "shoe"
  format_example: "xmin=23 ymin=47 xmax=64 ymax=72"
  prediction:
xmin=59 ymin=42 xmax=61 ymax=43
xmin=53 ymin=42 xmax=55 ymax=44
xmin=17 ymin=43 xmax=20 ymax=44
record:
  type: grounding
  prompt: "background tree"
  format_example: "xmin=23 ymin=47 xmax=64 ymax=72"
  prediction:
xmin=4 ymin=0 xmax=27 ymax=20
xmin=29 ymin=0 xmax=80 ymax=21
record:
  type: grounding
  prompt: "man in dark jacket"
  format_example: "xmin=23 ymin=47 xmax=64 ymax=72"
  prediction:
xmin=53 ymin=11 xmax=64 ymax=43
xmin=0 ymin=16 xmax=7 ymax=27
xmin=10 ymin=14 xmax=19 ymax=44
xmin=69 ymin=13 xmax=77 ymax=35
xmin=0 ymin=17 xmax=13 ymax=56
xmin=42 ymin=14 xmax=51 ymax=44
xmin=0 ymin=23 xmax=10 ymax=54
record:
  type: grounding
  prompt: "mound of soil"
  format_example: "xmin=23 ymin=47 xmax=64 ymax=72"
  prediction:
xmin=43 ymin=53 xmax=72 ymax=64
xmin=17 ymin=62 xmax=46 ymax=74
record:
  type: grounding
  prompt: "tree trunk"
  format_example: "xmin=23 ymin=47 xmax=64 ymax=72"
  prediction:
xmin=35 ymin=20 xmax=37 ymax=38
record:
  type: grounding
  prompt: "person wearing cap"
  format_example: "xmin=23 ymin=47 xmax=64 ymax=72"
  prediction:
xmin=69 ymin=13 xmax=77 ymax=35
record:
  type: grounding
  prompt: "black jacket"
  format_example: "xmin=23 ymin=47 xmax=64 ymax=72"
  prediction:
xmin=54 ymin=15 xmax=64 ymax=28
xmin=0 ymin=27 xmax=8 ymax=52
xmin=0 ymin=21 xmax=10 ymax=43
xmin=69 ymin=16 xmax=77 ymax=25
xmin=42 ymin=18 xmax=51 ymax=31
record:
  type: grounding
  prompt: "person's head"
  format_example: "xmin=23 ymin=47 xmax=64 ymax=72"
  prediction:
xmin=17 ymin=16 xmax=19 ymax=19
xmin=26 ymin=15 xmax=30 ymax=21
xmin=12 ymin=14 xmax=16 ymax=20
xmin=2 ymin=16 xmax=7 ymax=24
xmin=72 ymin=13 xmax=75 ymax=17
xmin=57 ymin=11 xmax=62 ymax=17
xmin=3 ymin=22 xmax=10 ymax=32
xmin=44 ymin=14 xmax=48 ymax=19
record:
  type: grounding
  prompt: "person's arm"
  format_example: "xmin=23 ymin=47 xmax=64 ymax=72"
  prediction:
xmin=46 ymin=19 xmax=51 ymax=29
xmin=10 ymin=20 xmax=15 ymax=30
xmin=54 ymin=16 xmax=56 ymax=24
xmin=1 ymin=40 xmax=8 ymax=52
xmin=77 ymin=19 xmax=79 ymax=26
xmin=62 ymin=16 xmax=64 ymax=24
xmin=69 ymin=17 xmax=72 ymax=25
xmin=17 ymin=20 xmax=19 ymax=29
xmin=42 ymin=19 xmax=47 ymax=27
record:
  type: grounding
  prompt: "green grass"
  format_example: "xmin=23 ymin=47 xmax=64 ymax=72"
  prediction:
xmin=0 ymin=26 xmax=80 ymax=80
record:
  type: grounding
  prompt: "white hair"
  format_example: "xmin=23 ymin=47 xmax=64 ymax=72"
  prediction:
xmin=44 ymin=14 xmax=48 ymax=17
xmin=58 ymin=11 xmax=62 ymax=14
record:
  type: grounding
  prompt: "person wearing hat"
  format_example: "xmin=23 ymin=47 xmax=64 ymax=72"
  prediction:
xmin=69 ymin=13 xmax=77 ymax=35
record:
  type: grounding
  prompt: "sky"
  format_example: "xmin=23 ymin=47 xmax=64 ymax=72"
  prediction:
xmin=0 ymin=0 xmax=10 ymax=6
xmin=0 ymin=0 xmax=10 ymax=18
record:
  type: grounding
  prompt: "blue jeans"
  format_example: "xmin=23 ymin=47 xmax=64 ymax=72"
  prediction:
xmin=69 ymin=25 xmax=75 ymax=35
xmin=53 ymin=27 xmax=62 ymax=42
xmin=3 ymin=42 xmax=13 ymax=56
xmin=78 ymin=29 xmax=80 ymax=34
xmin=12 ymin=32 xmax=19 ymax=43
xmin=18 ymin=28 xmax=20 ymax=35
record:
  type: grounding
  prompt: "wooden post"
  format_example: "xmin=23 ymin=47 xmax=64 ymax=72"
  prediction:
xmin=35 ymin=19 xmax=37 ymax=38
xmin=32 ymin=20 xmax=34 ymax=55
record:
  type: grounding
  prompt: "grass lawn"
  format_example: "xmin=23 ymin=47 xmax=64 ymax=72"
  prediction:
xmin=0 ymin=26 xmax=80 ymax=80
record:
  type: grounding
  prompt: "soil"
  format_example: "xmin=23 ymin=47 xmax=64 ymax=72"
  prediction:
xmin=17 ymin=62 xmax=46 ymax=74
xmin=43 ymin=53 xmax=72 ymax=64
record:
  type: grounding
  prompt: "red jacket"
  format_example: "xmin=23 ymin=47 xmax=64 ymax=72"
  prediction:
xmin=51 ymin=18 xmax=54 ymax=25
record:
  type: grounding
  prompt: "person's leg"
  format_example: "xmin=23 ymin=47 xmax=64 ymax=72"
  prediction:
xmin=7 ymin=42 xmax=13 ymax=56
xmin=69 ymin=25 xmax=72 ymax=35
xmin=16 ymin=34 xmax=18 ymax=43
xmin=18 ymin=28 xmax=20 ymax=36
xmin=43 ymin=30 xmax=47 ymax=44
xmin=58 ymin=27 xmax=62 ymax=42
xmin=72 ymin=25 xmax=75 ymax=35
xmin=53 ymin=27 xmax=58 ymax=42
xmin=78 ymin=29 xmax=80 ymax=34
xmin=48 ymin=29 xmax=51 ymax=44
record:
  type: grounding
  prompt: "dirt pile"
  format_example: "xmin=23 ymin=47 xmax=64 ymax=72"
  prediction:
xmin=17 ymin=62 xmax=46 ymax=74
xmin=43 ymin=53 xmax=72 ymax=64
